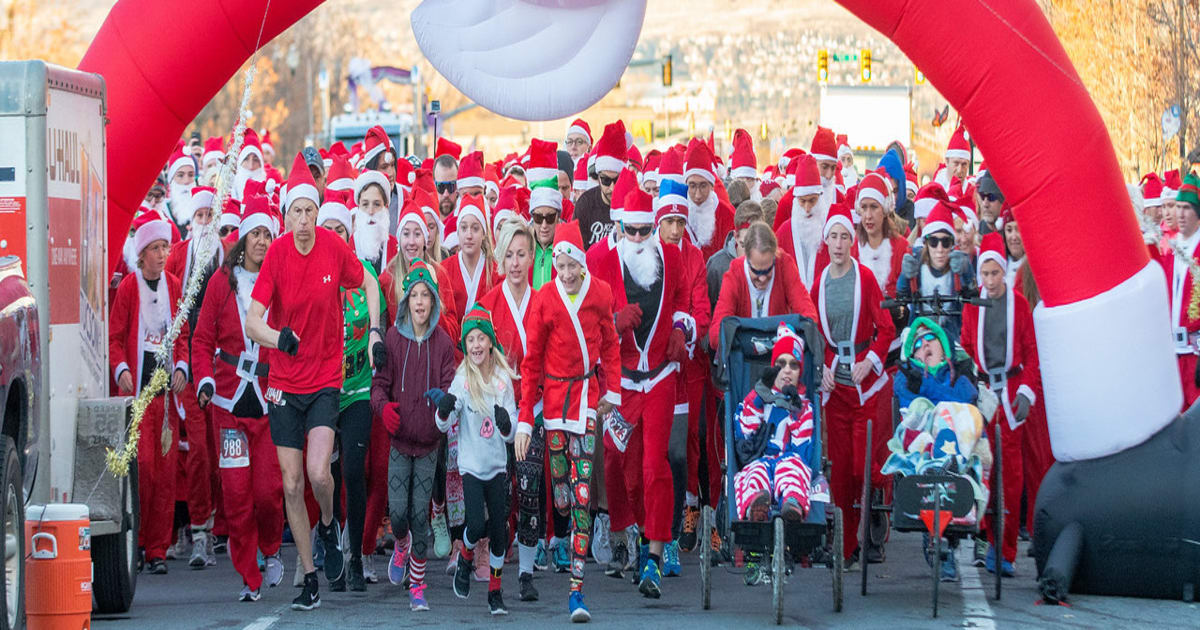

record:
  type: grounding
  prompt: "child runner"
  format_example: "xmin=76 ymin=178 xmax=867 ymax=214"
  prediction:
xmin=436 ymin=305 xmax=518 ymax=616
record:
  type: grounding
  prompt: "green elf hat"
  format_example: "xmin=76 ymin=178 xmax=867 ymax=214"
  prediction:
xmin=1179 ymin=172 xmax=1200 ymax=210
xmin=460 ymin=303 xmax=505 ymax=355
xmin=403 ymin=258 xmax=438 ymax=294
xmin=528 ymin=176 xmax=563 ymax=213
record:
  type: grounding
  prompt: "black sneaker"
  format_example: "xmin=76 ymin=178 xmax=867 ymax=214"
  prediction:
xmin=453 ymin=554 xmax=472 ymax=599
xmin=213 ymin=535 xmax=229 ymax=554
xmin=518 ymin=572 xmax=538 ymax=601
xmin=318 ymin=519 xmax=345 ymax=585
xmin=488 ymin=589 xmax=509 ymax=615
xmin=330 ymin=571 xmax=346 ymax=592
xmin=292 ymin=572 xmax=321 ymax=611
xmin=148 ymin=558 xmax=168 ymax=575
xmin=348 ymin=555 xmax=366 ymax=592
xmin=606 ymin=540 xmax=627 ymax=579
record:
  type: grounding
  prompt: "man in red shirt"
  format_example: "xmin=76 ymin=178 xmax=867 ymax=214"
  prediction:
xmin=246 ymin=153 xmax=383 ymax=611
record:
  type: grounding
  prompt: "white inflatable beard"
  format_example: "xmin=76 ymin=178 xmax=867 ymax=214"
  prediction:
xmin=354 ymin=209 xmax=390 ymax=262
xmin=618 ymin=236 xmax=662 ymax=291
xmin=687 ymin=192 xmax=719 ymax=247
xmin=169 ymin=183 xmax=194 ymax=224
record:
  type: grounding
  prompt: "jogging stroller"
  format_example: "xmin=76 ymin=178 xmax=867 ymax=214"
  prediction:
xmin=696 ymin=315 xmax=844 ymax=624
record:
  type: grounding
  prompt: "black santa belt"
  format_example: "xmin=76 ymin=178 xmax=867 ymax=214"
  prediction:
xmin=981 ymin=365 xmax=1022 ymax=391
xmin=621 ymin=360 xmax=672 ymax=383
xmin=216 ymin=350 xmax=270 ymax=378
xmin=546 ymin=364 xmax=599 ymax=419
xmin=834 ymin=339 xmax=871 ymax=364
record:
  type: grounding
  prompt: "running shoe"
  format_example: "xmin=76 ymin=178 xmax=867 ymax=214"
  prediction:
xmin=238 ymin=584 xmax=261 ymax=602
xmin=148 ymin=558 xmax=168 ymax=575
xmin=679 ymin=506 xmax=700 ymax=552
xmin=632 ymin=542 xmax=648 ymax=585
xmin=518 ymin=572 xmax=538 ymax=601
xmin=553 ymin=539 xmax=571 ymax=573
xmin=663 ymin=540 xmax=681 ymax=577
xmin=781 ymin=497 xmax=805 ymax=522
xmin=592 ymin=513 xmax=613 ymax=565
xmin=973 ymin=537 xmax=989 ymax=568
xmin=213 ymin=535 xmax=229 ymax=554
xmin=431 ymin=511 xmax=451 ymax=559
xmin=446 ymin=541 xmax=461 ymax=576
xmin=388 ymin=543 xmax=409 ymax=585
xmin=362 ymin=554 xmax=379 ymax=584
xmin=488 ymin=589 xmax=509 ymax=615
xmin=710 ymin=528 xmax=723 ymax=563
xmin=292 ymin=572 xmax=321 ymax=611
xmin=533 ymin=540 xmax=550 ymax=572
xmin=205 ymin=532 xmax=218 ymax=567
xmin=568 ymin=591 xmax=591 ymax=623
xmin=264 ymin=552 xmax=284 ymax=588
xmin=638 ymin=557 xmax=662 ymax=599
xmin=348 ymin=555 xmax=366 ymax=592
xmin=940 ymin=552 xmax=959 ymax=582
xmin=189 ymin=531 xmax=210 ymax=569
xmin=984 ymin=546 xmax=1016 ymax=577
xmin=453 ymin=553 xmax=473 ymax=599
xmin=318 ymin=519 xmax=345 ymax=585
xmin=748 ymin=490 xmax=771 ymax=522
xmin=409 ymin=583 xmax=429 ymax=611
xmin=606 ymin=539 xmax=627 ymax=579
xmin=474 ymin=539 xmax=491 ymax=582
xmin=167 ymin=527 xmax=189 ymax=560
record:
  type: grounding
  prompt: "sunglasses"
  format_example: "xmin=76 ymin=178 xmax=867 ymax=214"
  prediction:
xmin=925 ymin=235 xmax=954 ymax=249
xmin=598 ymin=174 xmax=618 ymax=187
xmin=435 ymin=181 xmax=457 ymax=194
xmin=623 ymin=224 xmax=653 ymax=237
xmin=775 ymin=357 xmax=801 ymax=370
xmin=981 ymin=192 xmax=1002 ymax=202
xmin=748 ymin=261 xmax=775 ymax=277
xmin=531 ymin=212 xmax=558 ymax=225
xmin=912 ymin=332 xmax=938 ymax=350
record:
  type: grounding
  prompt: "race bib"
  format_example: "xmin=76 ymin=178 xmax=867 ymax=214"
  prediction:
xmin=219 ymin=428 xmax=250 ymax=468
xmin=264 ymin=387 xmax=283 ymax=405
xmin=143 ymin=330 xmax=165 ymax=353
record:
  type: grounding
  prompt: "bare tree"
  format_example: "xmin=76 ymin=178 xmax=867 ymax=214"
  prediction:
xmin=1148 ymin=0 xmax=1200 ymax=168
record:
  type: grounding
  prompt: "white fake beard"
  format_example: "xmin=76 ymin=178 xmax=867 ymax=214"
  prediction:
xmin=190 ymin=222 xmax=220 ymax=258
xmin=617 ymin=237 xmax=662 ymax=291
xmin=168 ymin=183 xmax=194 ymax=223
xmin=793 ymin=209 xmax=825 ymax=255
xmin=232 ymin=168 xmax=266 ymax=201
xmin=353 ymin=209 xmax=390 ymax=262
xmin=687 ymin=191 xmax=719 ymax=247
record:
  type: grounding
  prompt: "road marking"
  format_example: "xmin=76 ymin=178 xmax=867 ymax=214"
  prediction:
xmin=957 ymin=545 xmax=997 ymax=629
xmin=241 ymin=615 xmax=279 ymax=630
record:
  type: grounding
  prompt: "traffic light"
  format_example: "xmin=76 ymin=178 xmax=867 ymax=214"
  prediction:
xmin=860 ymin=48 xmax=872 ymax=82
xmin=817 ymin=49 xmax=829 ymax=84
xmin=662 ymin=54 xmax=673 ymax=87
xmin=915 ymin=67 xmax=925 ymax=85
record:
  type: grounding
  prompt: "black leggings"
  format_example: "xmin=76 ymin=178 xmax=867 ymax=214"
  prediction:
xmin=338 ymin=399 xmax=371 ymax=560
xmin=462 ymin=473 xmax=509 ymax=559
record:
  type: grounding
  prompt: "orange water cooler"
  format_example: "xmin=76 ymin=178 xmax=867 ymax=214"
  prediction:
xmin=26 ymin=504 xmax=91 ymax=630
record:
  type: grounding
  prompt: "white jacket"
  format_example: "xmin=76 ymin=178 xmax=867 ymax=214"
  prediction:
xmin=438 ymin=369 xmax=517 ymax=481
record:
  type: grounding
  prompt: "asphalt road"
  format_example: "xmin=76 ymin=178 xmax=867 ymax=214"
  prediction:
xmin=93 ymin=530 xmax=1195 ymax=629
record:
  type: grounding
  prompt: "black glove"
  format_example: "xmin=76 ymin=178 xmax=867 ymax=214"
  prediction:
xmin=760 ymin=366 xmax=781 ymax=388
xmin=197 ymin=382 xmax=214 ymax=408
xmin=1015 ymin=394 xmax=1032 ymax=422
xmin=277 ymin=326 xmax=300 ymax=356
xmin=900 ymin=361 xmax=924 ymax=395
xmin=494 ymin=405 xmax=512 ymax=435
xmin=781 ymin=384 xmax=800 ymax=403
xmin=371 ymin=339 xmax=387 ymax=370
xmin=437 ymin=393 xmax=458 ymax=420
xmin=954 ymin=357 xmax=975 ymax=383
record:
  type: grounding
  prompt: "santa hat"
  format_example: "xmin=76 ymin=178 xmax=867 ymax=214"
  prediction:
xmin=397 ymin=200 xmax=429 ymax=241
xmin=998 ymin=206 xmax=1016 ymax=229
xmin=759 ymin=180 xmax=781 ymax=198
xmin=1141 ymin=173 xmax=1164 ymax=209
xmin=573 ymin=152 xmax=593 ymax=191
xmin=435 ymin=137 xmax=462 ymax=162
xmin=552 ymin=220 xmax=587 ymax=268
xmin=354 ymin=170 xmax=391 ymax=206
xmin=219 ymin=197 xmax=241 ymax=230
xmin=855 ymin=172 xmax=890 ymax=209
xmin=622 ymin=188 xmax=655 ymax=225
xmin=283 ymin=152 xmax=320 ymax=211
xmin=457 ymin=193 xmax=489 ymax=235
xmin=187 ymin=186 xmax=217 ymax=220
xmin=921 ymin=201 xmax=957 ymax=238
xmin=239 ymin=128 xmax=263 ymax=166
xmin=396 ymin=157 xmax=416 ymax=188
xmin=809 ymin=126 xmax=838 ymax=163
xmin=526 ymin=139 xmax=559 ymax=183
xmin=791 ymin=154 xmax=822 ymax=197
xmin=904 ymin=162 xmax=918 ymax=191
xmin=483 ymin=163 xmax=500 ymax=198
xmin=627 ymin=144 xmax=643 ymax=171
xmin=778 ymin=147 xmax=804 ymax=174
xmin=609 ymin=168 xmax=638 ymax=222
xmin=913 ymin=182 xmax=950 ymax=220
xmin=1163 ymin=169 xmax=1183 ymax=204
xmin=784 ymin=150 xmax=808 ymax=188
xmin=260 ymin=130 xmax=275 ymax=155
xmin=165 ymin=146 xmax=194 ymax=183
xmin=456 ymin=151 xmax=485 ymax=190
xmin=326 ymin=154 xmax=357 ymax=192
xmin=657 ymin=146 xmax=685 ymax=186
xmin=361 ymin=125 xmax=395 ymax=167
xmin=317 ymin=189 xmax=354 ymax=232
xmin=836 ymin=134 xmax=852 ymax=160
xmin=945 ymin=122 xmax=971 ymax=161
xmin=239 ymin=195 xmax=278 ymax=238
xmin=594 ymin=121 xmax=628 ymax=175
xmin=771 ymin=322 xmax=806 ymax=369
xmin=822 ymin=203 xmax=855 ymax=241
xmin=529 ymin=177 xmax=563 ymax=213
xmin=493 ymin=186 xmax=530 ymax=231
xmin=566 ymin=118 xmax=592 ymax=145
xmin=642 ymin=152 xmax=663 ymax=185
xmin=132 ymin=212 xmax=172 ymax=255
xmin=413 ymin=188 xmax=443 ymax=242
xmin=730 ymin=129 xmax=757 ymax=179
xmin=655 ymin=179 xmax=689 ymax=223
xmin=202 ymin=137 xmax=225 ymax=165
xmin=684 ymin=139 xmax=716 ymax=185
xmin=976 ymin=231 xmax=1007 ymax=286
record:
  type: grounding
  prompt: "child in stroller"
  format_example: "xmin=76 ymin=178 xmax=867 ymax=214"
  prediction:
xmin=732 ymin=323 xmax=816 ymax=523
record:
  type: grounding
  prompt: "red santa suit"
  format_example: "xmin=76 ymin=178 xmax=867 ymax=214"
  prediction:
xmin=590 ymin=194 xmax=691 ymax=543
xmin=109 ymin=218 xmax=189 ymax=563
xmin=708 ymin=252 xmax=819 ymax=349
xmin=190 ymin=261 xmax=283 ymax=590
xmin=1156 ymin=229 xmax=1200 ymax=410
xmin=682 ymin=142 xmax=736 ymax=261
xmin=443 ymin=250 xmax=495 ymax=321
xmin=773 ymin=154 xmax=831 ymax=287
xmin=477 ymin=280 xmax=532 ymax=405
xmin=810 ymin=207 xmax=895 ymax=560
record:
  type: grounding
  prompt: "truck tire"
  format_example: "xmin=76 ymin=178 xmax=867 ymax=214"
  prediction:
xmin=0 ymin=435 xmax=25 ymax=630
xmin=92 ymin=463 xmax=138 ymax=614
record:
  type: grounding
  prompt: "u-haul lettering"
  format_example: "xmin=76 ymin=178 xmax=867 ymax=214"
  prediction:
xmin=48 ymin=127 xmax=79 ymax=185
